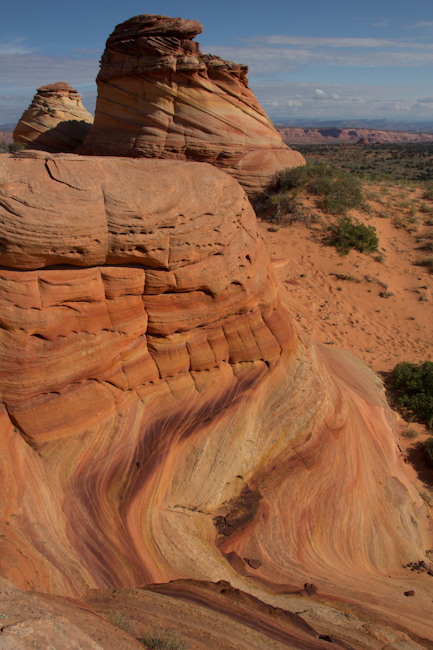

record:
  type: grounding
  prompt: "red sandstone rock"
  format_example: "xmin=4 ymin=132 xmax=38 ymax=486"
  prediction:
xmin=0 ymin=153 xmax=431 ymax=643
xmin=13 ymin=82 xmax=93 ymax=153
xmin=76 ymin=15 xmax=305 ymax=194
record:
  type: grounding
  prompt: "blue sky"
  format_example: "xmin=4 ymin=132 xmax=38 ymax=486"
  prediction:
xmin=1 ymin=0 xmax=432 ymax=125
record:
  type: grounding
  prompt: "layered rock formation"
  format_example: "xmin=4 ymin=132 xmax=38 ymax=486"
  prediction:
xmin=0 ymin=152 xmax=432 ymax=641
xmin=13 ymin=82 xmax=93 ymax=153
xmin=77 ymin=15 xmax=304 ymax=194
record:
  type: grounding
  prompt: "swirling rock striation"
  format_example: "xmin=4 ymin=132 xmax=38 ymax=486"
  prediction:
xmin=0 ymin=153 xmax=431 ymax=641
xmin=13 ymin=82 xmax=93 ymax=153
xmin=76 ymin=15 xmax=305 ymax=194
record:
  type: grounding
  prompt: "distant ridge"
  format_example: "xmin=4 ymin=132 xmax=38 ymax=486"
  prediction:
xmin=275 ymin=125 xmax=433 ymax=144
xmin=273 ymin=118 xmax=433 ymax=133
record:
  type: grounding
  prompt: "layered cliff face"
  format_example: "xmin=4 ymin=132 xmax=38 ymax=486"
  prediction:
xmin=0 ymin=153 xmax=431 ymax=638
xmin=76 ymin=15 xmax=305 ymax=194
xmin=13 ymin=82 xmax=93 ymax=153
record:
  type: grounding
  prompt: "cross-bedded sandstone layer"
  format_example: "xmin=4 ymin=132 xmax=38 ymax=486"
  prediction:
xmin=76 ymin=14 xmax=305 ymax=194
xmin=13 ymin=82 xmax=93 ymax=153
xmin=0 ymin=153 xmax=431 ymax=642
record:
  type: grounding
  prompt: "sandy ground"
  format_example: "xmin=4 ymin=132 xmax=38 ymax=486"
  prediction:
xmin=259 ymin=183 xmax=433 ymax=504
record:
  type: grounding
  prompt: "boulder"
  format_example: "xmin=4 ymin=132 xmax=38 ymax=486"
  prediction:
xmin=0 ymin=154 xmax=430 ymax=642
xmin=13 ymin=82 xmax=93 ymax=153
xmin=76 ymin=15 xmax=304 ymax=194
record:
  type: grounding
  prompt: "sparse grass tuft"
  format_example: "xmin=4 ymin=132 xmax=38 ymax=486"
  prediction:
xmin=402 ymin=427 xmax=418 ymax=439
xmin=333 ymin=273 xmax=362 ymax=283
xmin=140 ymin=627 xmax=189 ymax=650
xmin=424 ymin=184 xmax=433 ymax=201
xmin=106 ymin=610 xmax=135 ymax=635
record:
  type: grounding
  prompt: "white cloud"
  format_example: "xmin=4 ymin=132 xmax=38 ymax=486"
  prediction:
xmin=243 ymin=35 xmax=433 ymax=50
xmin=313 ymin=89 xmax=340 ymax=101
xmin=250 ymin=81 xmax=433 ymax=121
xmin=372 ymin=20 xmax=392 ymax=28
xmin=0 ymin=37 xmax=32 ymax=55
xmin=201 ymin=43 xmax=433 ymax=77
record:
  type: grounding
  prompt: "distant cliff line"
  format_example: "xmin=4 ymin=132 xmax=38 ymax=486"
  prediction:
xmin=275 ymin=125 xmax=433 ymax=144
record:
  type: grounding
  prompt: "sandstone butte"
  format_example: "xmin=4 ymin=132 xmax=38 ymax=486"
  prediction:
xmin=76 ymin=14 xmax=305 ymax=195
xmin=13 ymin=82 xmax=94 ymax=153
xmin=0 ymin=151 xmax=433 ymax=648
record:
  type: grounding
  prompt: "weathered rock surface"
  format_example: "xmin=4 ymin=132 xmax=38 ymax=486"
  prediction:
xmin=77 ymin=15 xmax=304 ymax=194
xmin=0 ymin=578 xmax=143 ymax=649
xmin=0 ymin=153 xmax=432 ymax=644
xmin=13 ymin=82 xmax=93 ymax=153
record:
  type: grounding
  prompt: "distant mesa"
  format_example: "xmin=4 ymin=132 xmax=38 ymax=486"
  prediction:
xmin=13 ymin=82 xmax=93 ymax=153
xmin=275 ymin=125 xmax=433 ymax=144
xmin=76 ymin=14 xmax=305 ymax=194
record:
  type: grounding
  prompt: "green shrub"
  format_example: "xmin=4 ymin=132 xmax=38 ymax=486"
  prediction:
xmin=394 ymin=361 xmax=433 ymax=428
xmin=272 ymin=163 xmax=367 ymax=216
xmin=8 ymin=142 xmax=24 ymax=153
xmin=326 ymin=216 xmax=379 ymax=256
xmin=140 ymin=628 xmax=189 ymax=650
xmin=0 ymin=142 xmax=24 ymax=153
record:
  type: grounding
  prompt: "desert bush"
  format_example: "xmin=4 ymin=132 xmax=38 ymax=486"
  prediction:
xmin=424 ymin=184 xmax=433 ymax=201
xmin=140 ymin=628 xmax=189 ymax=650
xmin=254 ymin=163 xmax=368 ymax=223
xmin=0 ymin=142 xmax=24 ymax=153
xmin=424 ymin=438 xmax=433 ymax=466
xmin=394 ymin=361 xmax=433 ymax=428
xmin=271 ymin=163 xmax=367 ymax=215
xmin=416 ymin=256 xmax=433 ymax=272
xmin=326 ymin=216 xmax=379 ymax=256
xmin=8 ymin=142 xmax=24 ymax=153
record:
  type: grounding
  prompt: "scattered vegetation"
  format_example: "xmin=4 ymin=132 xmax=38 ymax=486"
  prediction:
xmin=420 ymin=488 xmax=433 ymax=506
xmin=140 ymin=628 xmax=189 ymax=650
xmin=0 ymin=142 xmax=24 ymax=153
xmin=402 ymin=427 xmax=418 ymax=439
xmin=295 ymin=142 xmax=433 ymax=184
xmin=255 ymin=163 xmax=367 ymax=224
xmin=394 ymin=361 xmax=433 ymax=428
xmin=327 ymin=216 xmax=379 ymax=256
xmin=424 ymin=184 xmax=433 ymax=201
xmin=105 ymin=610 xmax=135 ymax=634
xmin=333 ymin=273 xmax=362 ymax=283
xmin=274 ymin=163 xmax=367 ymax=215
